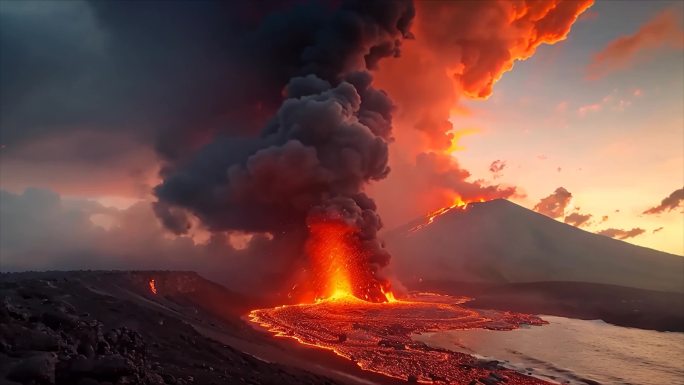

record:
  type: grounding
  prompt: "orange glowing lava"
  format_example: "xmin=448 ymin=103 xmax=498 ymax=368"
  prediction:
xmin=410 ymin=196 xmax=486 ymax=232
xmin=305 ymin=218 xmax=394 ymax=303
xmin=249 ymin=293 xmax=550 ymax=384
xmin=149 ymin=279 xmax=157 ymax=295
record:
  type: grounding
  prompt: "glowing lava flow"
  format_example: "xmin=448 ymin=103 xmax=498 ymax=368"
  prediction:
xmin=148 ymin=279 xmax=158 ymax=295
xmin=249 ymin=293 xmax=550 ymax=384
xmin=410 ymin=196 xmax=486 ymax=233
xmin=250 ymin=208 xmax=550 ymax=383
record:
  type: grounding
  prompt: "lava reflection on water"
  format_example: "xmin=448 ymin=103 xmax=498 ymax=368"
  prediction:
xmin=250 ymin=293 xmax=550 ymax=384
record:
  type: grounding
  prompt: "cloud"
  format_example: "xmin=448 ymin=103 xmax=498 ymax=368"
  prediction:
xmin=643 ymin=187 xmax=684 ymax=214
xmin=597 ymin=227 xmax=646 ymax=240
xmin=587 ymin=9 xmax=684 ymax=79
xmin=0 ymin=188 xmax=296 ymax=295
xmin=564 ymin=212 xmax=592 ymax=228
xmin=375 ymin=0 xmax=592 ymax=151
xmin=415 ymin=152 xmax=518 ymax=202
xmin=533 ymin=187 xmax=573 ymax=219
xmin=577 ymin=103 xmax=602 ymax=116
xmin=489 ymin=160 xmax=506 ymax=179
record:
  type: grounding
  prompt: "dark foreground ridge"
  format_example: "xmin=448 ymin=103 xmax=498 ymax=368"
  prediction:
xmin=0 ymin=271 xmax=346 ymax=385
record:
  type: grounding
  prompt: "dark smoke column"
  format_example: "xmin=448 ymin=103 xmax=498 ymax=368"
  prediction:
xmin=153 ymin=0 xmax=415 ymax=301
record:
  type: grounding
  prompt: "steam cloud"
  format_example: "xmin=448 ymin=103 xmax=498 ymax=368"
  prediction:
xmin=643 ymin=187 xmax=684 ymax=214
xmin=533 ymin=187 xmax=573 ymax=219
xmin=153 ymin=1 xmax=416 ymax=294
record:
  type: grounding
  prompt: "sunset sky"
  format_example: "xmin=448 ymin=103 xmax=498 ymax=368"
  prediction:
xmin=0 ymin=0 xmax=682 ymax=270
xmin=443 ymin=0 xmax=684 ymax=254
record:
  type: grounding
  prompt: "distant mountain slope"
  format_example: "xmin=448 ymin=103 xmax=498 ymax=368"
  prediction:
xmin=384 ymin=199 xmax=684 ymax=293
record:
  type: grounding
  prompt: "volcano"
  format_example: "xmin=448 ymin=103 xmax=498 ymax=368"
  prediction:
xmin=386 ymin=199 xmax=684 ymax=293
xmin=384 ymin=199 xmax=684 ymax=331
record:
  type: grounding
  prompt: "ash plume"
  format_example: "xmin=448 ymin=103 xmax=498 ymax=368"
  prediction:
xmin=153 ymin=1 xmax=415 ymax=297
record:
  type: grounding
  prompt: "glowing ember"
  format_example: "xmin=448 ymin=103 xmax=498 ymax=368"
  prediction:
xmin=410 ymin=196 xmax=486 ymax=232
xmin=149 ymin=279 xmax=157 ymax=295
xmin=250 ymin=293 xmax=550 ymax=384
xmin=305 ymin=218 xmax=394 ymax=303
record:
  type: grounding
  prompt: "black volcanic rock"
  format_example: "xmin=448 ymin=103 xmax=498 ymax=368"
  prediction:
xmin=0 ymin=271 xmax=345 ymax=385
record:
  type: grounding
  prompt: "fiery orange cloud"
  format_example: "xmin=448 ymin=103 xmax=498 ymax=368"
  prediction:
xmin=371 ymin=1 xmax=592 ymax=217
xmin=587 ymin=9 xmax=684 ymax=80
xmin=377 ymin=0 xmax=593 ymax=151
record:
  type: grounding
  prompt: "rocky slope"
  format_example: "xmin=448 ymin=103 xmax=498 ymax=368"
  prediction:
xmin=0 ymin=271 xmax=345 ymax=385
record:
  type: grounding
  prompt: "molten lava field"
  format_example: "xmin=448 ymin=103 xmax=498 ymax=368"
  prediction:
xmin=250 ymin=293 xmax=551 ymax=384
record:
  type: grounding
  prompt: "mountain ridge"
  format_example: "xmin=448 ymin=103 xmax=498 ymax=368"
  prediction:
xmin=384 ymin=199 xmax=684 ymax=293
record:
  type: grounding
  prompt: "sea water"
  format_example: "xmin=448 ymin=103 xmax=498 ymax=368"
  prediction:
xmin=414 ymin=315 xmax=684 ymax=385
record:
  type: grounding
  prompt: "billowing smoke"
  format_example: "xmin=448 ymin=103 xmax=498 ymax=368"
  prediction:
xmin=643 ymin=187 xmax=684 ymax=214
xmin=533 ymin=187 xmax=573 ymax=219
xmin=153 ymin=1 xmax=415 ymax=299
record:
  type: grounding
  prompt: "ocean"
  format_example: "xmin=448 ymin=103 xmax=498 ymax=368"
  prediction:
xmin=413 ymin=315 xmax=684 ymax=385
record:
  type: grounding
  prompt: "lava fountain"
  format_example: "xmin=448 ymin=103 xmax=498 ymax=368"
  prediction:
xmin=305 ymin=217 xmax=394 ymax=303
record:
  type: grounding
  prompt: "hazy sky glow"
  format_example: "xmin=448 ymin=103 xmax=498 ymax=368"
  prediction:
xmin=0 ymin=0 xmax=682 ymax=266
